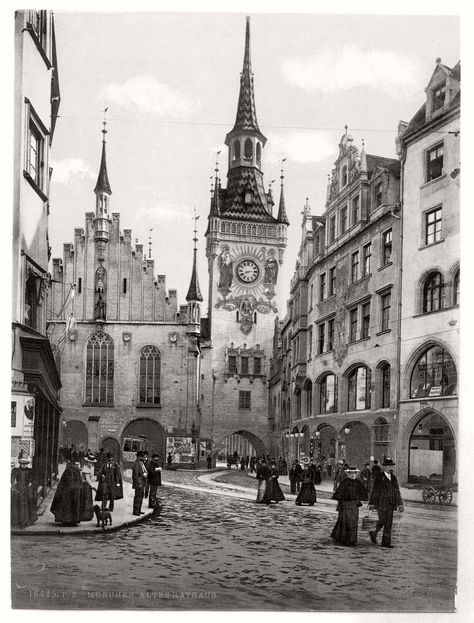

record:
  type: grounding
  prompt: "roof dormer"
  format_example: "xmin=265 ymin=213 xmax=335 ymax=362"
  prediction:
xmin=425 ymin=58 xmax=460 ymax=121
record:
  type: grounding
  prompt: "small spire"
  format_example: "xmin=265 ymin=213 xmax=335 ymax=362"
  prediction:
xmin=277 ymin=158 xmax=289 ymax=225
xmin=326 ymin=173 xmax=331 ymax=202
xmin=303 ymin=197 xmax=311 ymax=216
xmin=186 ymin=209 xmax=203 ymax=303
xmin=94 ymin=107 xmax=112 ymax=195
xmin=360 ymin=138 xmax=367 ymax=173
xmin=209 ymin=150 xmax=221 ymax=216
xmin=148 ymin=228 xmax=153 ymax=259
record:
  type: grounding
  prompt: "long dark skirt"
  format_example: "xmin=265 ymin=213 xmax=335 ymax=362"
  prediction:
xmin=331 ymin=500 xmax=360 ymax=545
xmin=256 ymin=479 xmax=267 ymax=503
xmin=80 ymin=482 xmax=94 ymax=521
xmin=296 ymin=481 xmax=316 ymax=505
xmin=51 ymin=484 xmax=82 ymax=525
xmin=11 ymin=486 xmax=37 ymax=528
xmin=263 ymin=478 xmax=285 ymax=503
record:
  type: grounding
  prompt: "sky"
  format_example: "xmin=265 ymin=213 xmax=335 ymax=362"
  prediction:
xmin=46 ymin=10 xmax=460 ymax=314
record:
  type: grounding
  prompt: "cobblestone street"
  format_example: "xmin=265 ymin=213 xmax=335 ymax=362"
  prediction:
xmin=11 ymin=470 xmax=456 ymax=611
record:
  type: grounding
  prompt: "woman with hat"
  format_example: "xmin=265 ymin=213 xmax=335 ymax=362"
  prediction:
xmin=80 ymin=452 xmax=97 ymax=521
xmin=295 ymin=459 xmax=317 ymax=506
xmin=331 ymin=465 xmax=368 ymax=546
xmin=262 ymin=459 xmax=285 ymax=504
xmin=11 ymin=456 xmax=37 ymax=529
xmin=50 ymin=460 xmax=83 ymax=526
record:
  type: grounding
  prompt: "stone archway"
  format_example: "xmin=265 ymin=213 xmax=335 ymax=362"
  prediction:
xmin=342 ymin=421 xmax=371 ymax=468
xmin=121 ymin=418 xmax=166 ymax=468
xmin=223 ymin=430 xmax=266 ymax=462
xmin=62 ymin=420 xmax=88 ymax=453
xmin=408 ymin=410 xmax=456 ymax=484
xmin=102 ymin=437 xmax=121 ymax=463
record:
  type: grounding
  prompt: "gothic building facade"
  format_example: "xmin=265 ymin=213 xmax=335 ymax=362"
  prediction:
xmin=199 ymin=17 xmax=289 ymax=459
xmin=47 ymin=125 xmax=205 ymax=468
xmin=12 ymin=11 xmax=62 ymax=501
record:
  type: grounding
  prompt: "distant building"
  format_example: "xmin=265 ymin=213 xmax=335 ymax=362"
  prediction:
xmin=271 ymin=129 xmax=401 ymax=469
xmin=47 ymin=124 xmax=204 ymax=468
xmin=396 ymin=59 xmax=460 ymax=485
xmin=199 ymin=17 xmax=289 ymax=460
xmin=11 ymin=11 xmax=61 ymax=501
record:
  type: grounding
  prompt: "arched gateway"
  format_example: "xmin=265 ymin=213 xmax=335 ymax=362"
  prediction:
xmin=223 ymin=431 xmax=266 ymax=460
xmin=121 ymin=418 xmax=166 ymax=468
xmin=408 ymin=410 xmax=456 ymax=484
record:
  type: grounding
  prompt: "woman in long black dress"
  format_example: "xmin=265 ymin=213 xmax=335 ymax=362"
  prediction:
xmin=50 ymin=461 xmax=83 ymax=526
xmin=11 ymin=457 xmax=37 ymax=529
xmin=295 ymin=459 xmax=317 ymax=506
xmin=262 ymin=460 xmax=285 ymax=504
xmin=331 ymin=466 xmax=368 ymax=546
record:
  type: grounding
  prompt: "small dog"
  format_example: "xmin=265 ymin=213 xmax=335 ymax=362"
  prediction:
xmin=93 ymin=504 xmax=112 ymax=528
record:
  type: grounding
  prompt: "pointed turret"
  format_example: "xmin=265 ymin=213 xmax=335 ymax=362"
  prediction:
xmin=186 ymin=213 xmax=203 ymax=304
xmin=277 ymin=168 xmax=289 ymax=225
xmin=94 ymin=111 xmax=112 ymax=242
xmin=360 ymin=138 xmax=368 ymax=176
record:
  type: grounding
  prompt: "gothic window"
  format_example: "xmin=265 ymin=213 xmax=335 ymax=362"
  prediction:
xmin=85 ymin=332 xmax=114 ymax=405
xmin=256 ymin=142 xmax=261 ymax=164
xmin=233 ymin=140 xmax=241 ymax=160
xmin=319 ymin=374 xmax=337 ymax=414
xmin=453 ymin=269 xmax=460 ymax=306
xmin=410 ymin=345 xmax=457 ymax=398
xmin=139 ymin=345 xmax=161 ymax=405
xmin=348 ymin=366 xmax=370 ymax=411
xmin=423 ymin=272 xmax=444 ymax=313
xmin=244 ymin=138 xmax=253 ymax=160
xmin=303 ymin=380 xmax=313 ymax=417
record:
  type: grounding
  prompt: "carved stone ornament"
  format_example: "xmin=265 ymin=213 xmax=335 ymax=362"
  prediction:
xmin=333 ymin=286 xmax=349 ymax=367
xmin=215 ymin=294 xmax=277 ymax=334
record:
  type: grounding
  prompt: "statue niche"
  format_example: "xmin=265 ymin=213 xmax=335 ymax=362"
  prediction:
xmin=263 ymin=248 xmax=278 ymax=299
xmin=217 ymin=245 xmax=233 ymax=298
xmin=94 ymin=265 xmax=107 ymax=321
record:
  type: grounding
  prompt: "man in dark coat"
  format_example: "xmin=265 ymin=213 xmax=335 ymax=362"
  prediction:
xmin=331 ymin=466 xmax=368 ymax=546
xmin=95 ymin=447 xmax=106 ymax=479
xmin=333 ymin=460 xmax=348 ymax=491
xmin=296 ymin=459 xmax=317 ymax=506
xmin=132 ymin=451 xmax=148 ymax=515
xmin=255 ymin=457 xmax=271 ymax=503
xmin=95 ymin=452 xmax=123 ymax=511
xmin=368 ymin=457 xmax=404 ymax=548
xmin=249 ymin=456 xmax=257 ymax=474
xmin=143 ymin=451 xmax=151 ymax=499
xmin=147 ymin=453 xmax=162 ymax=509
xmin=289 ymin=460 xmax=303 ymax=494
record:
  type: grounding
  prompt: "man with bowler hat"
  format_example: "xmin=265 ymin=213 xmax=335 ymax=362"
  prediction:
xmin=147 ymin=453 xmax=162 ymax=509
xmin=368 ymin=457 xmax=404 ymax=548
xmin=132 ymin=451 xmax=148 ymax=515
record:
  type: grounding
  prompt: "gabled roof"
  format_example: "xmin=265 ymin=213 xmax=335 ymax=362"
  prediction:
xmin=366 ymin=154 xmax=400 ymax=178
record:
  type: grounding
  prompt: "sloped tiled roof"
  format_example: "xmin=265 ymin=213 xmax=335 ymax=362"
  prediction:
xmin=366 ymin=154 xmax=400 ymax=178
xmin=94 ymin=140 xmax=112 ymax=195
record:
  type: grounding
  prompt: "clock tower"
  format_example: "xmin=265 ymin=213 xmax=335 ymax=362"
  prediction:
xmin=202 ymin=16 xmax=289 ymax=460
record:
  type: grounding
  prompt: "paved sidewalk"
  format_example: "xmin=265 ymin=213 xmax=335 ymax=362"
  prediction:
xmin=11 ymin=466 xmax=155 ymax=536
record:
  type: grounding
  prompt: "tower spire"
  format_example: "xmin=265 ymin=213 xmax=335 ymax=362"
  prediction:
xmin=94 ymin=107 xmax=112 ymax=195
xmin=277 ymin=158 xmax=289 ymax=225
xmin=186 ymin=209 xmax=203 ymax=303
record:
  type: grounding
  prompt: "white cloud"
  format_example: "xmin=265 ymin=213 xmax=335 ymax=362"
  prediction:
xmin=266 ymin=130 xmax=334 ymax=164
xmin=103 ymin=75 xmax=198 ymax=118
xmin=137 ymin=202 xmax=194 ymax=223
xmin=282 ymin=46 xmax=425 ymax=101
xmin=51 ymin=158 xmax=94 ymax=184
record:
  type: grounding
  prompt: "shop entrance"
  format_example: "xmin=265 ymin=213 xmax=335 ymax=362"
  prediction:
xmin=409 ymin=411 xmax=456 ymax=484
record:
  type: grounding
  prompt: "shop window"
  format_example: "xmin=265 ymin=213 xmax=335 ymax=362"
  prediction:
xmin=410 ymin=345 xmax=457 ymax=398
xmin=139 ymin=345 xmax=161 ymax=405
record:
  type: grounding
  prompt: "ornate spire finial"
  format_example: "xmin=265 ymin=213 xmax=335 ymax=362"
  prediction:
xmin=148 ymin=228 xmax=153 ymax=259
xmin=186 ymin=208 xmax=203 ymax=303
xmin=102 ymin=107 xmax=108 ymax=141
xmin=94 ymin=108 xmax=112 ymax=195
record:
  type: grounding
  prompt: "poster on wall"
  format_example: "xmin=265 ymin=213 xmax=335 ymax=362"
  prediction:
xmin=11 ymin=395 xmax=35 ymax=438
xmin=166 ymin=436 xmax=196 ymax=463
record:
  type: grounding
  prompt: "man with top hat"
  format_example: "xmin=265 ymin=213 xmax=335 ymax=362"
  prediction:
xmin=333 ymin=459 xmax=348 ymax=491
xmin=368 ymin=457 xmax=404 ymax=548
xmin=96 ymin=452 xmax=123 ymax=512
xmin=132 ymin=451 xmax=148 ymax=515
xmin=289 ymin=459 xmax=303 ymax=494
xmin=331 ymin=465 xmax=368 ymax=546
xmin=147 ymin=453 xmax=162 ymax=509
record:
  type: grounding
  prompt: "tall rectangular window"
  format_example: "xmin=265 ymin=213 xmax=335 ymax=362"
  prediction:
xmin=375 ymin=181 xmax=383 ymax=207
xmin=241 ymin=356 xmax=249 ymax=374
xmin=318 ymin=323 xmax=325 ymax=355
xmin=319 ymin=273 xmax=326 ymax=301
xmin=432 ymin=82 xmax=446 ymax=112
xmin=310 ymin=284 xmax=314 ymax=308
xmin=381 ymin=292 xmax=391 ymax=332
xmin=77 ymin=277 xmax=82 ymax=294
xmin=253 ymin=357 xmax=262 ymax=375
xmin=228 ymin=355 xmax=237 ymax=374
xmin=426 ymin=143 xmax=444 ymax=181
xmin=351 ymin=251 xmax=359 ymax=283
xmin=327 ymin=318 xmax=335 ymax=351
xmin=425 ymin=207 xmax=442 ymax=245
xmin=352 ymin=196 xmax=360 ymax=224
xmin=382 ymin=229 xmax=392 ymax=265
xmin=329 ymin=216 xmax=336 ymax=243
xmin=239 ymin=391 xmax=251 ymax=409
xmin=340 ymin=206 xmax=348 ymax=234
xmin=362 ymin=243 xmax=372 ymax=277
xmin=25 ymin=103 xmax=47 ymax=194
xmin=308 ymin=326 xmax=313 ymax=358
xmin=139 ymin=345 xmax=161 ymax=405
xmin=361 ymin=302 xmax=371 ymax=339
xmin=349 ymin=308 xmax=358 ymax=342
xmin=328 ymin=266 xmax=336 ymax=297
xmin=123 ymin=278 xmax=127 ymax=294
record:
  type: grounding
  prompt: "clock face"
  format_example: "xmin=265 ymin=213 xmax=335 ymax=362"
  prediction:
xmin=237 ymin=259 xmax=259 ymax=284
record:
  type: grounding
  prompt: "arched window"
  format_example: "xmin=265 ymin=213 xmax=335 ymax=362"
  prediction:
xmin=295 ymin=388 xmax=302 ymax=419
xmin=85 ymin=332 xmax=114 ymax=405
xmin=453 ymin=269 xmax=460 ymax=306
xmin=423 ymin=272 xmax=444 ymax=313
xmin=139 ymin=345 xmax=161 ymax=405
xmin=256 ymin=142 xmax=261 ymax=164
xmin=303 ymin=380 xmax=313 ymax=417
xmin=233 ymin=140 xmax=240 ymax=160
xmin=410 ymin=345 xmax=457 ymax=398
xmin=348 ymin=366 xmax=371 ymax=411
xmin=319 ymin=374 xmax=337 ymax=414
xmin=380 ymin=363 xmax=391 ymax=408
xmin=244 ymin=138 xmax=253 ymax=160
